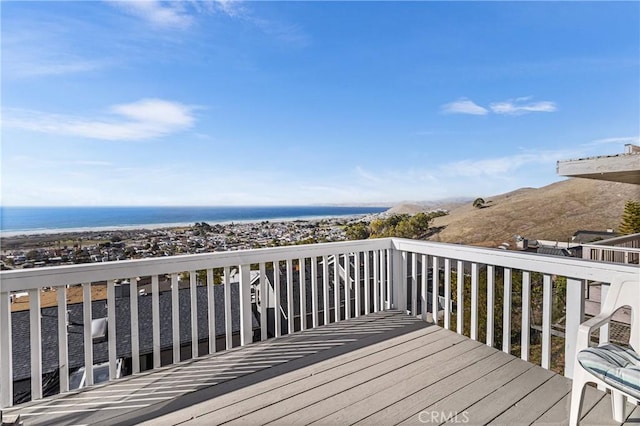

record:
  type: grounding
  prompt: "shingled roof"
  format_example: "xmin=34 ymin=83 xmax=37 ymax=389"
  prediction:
xmin=11 ymin=283 xmax=259 ymax=382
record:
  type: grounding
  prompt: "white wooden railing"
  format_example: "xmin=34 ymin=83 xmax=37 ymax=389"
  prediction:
xmin=1 ymin=238 xmax=638 ymax=408
xmin=582 ymin=232 xmax=640 ymax=264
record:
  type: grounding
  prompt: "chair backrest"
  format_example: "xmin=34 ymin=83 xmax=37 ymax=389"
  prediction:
xmin=601 ymin=275 xmax=640 ymax=351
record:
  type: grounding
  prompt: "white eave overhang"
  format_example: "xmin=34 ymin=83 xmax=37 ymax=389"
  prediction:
xmin=557 ymin=145 xmax=640 ymax=185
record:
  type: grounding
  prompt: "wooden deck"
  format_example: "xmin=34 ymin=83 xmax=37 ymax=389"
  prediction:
xmin=4 ymin=311 xmax=639 ymax=425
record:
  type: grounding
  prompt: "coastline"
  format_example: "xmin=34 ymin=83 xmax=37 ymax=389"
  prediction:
xmin=0 ymin=213 xmax=388 ymax=256
xmin=0 ymin=212 xmax=381 ymax=238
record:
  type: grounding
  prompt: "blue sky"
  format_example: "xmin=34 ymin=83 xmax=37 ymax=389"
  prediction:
xmin=2 ymin=1 xmax=638 ymax=206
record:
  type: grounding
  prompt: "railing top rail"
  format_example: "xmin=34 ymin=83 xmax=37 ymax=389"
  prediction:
xmin=0 ymin=238 xmax=393 ymax=292
xmin=391 ymin=238 xmax=639 ymax=282
xmin=586 ymin=232 xmax=640 ymax=246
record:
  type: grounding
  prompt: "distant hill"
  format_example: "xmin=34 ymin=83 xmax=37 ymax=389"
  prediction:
xmin=426 ymin=178 xmax=640 ymax=247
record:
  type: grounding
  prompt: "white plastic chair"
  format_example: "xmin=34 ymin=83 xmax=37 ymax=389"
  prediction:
xmin=569 ymin=275 xmax=640 ymax=425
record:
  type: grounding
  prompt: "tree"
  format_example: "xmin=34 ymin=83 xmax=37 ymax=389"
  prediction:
xmin=619 ymin=200 xmax=640 ymax=235
xmin=473 ymin=197 xmax=485 ymax=208
xmin=345 ymin=222 xmax=370 ymax=240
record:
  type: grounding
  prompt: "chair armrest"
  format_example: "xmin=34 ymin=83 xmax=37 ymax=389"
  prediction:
xmin=576 ymin=312 xmax=612 ymax=351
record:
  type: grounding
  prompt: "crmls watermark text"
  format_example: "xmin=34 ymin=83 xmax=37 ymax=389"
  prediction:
xmin=418 ymin=411 xmax=470 ymax=423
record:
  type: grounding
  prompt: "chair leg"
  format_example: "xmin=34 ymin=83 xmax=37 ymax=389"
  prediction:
xmin=611 ymin=390 xmax=625 ymax=423
xmin=570 ymin=367 xmax=588 ymax=426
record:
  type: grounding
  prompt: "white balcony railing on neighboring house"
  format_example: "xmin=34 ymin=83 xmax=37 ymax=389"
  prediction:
xmin=581 ymin=232 xmax=640 ymax=265
xmin=1 ymin=238 xmax=638 ymax=409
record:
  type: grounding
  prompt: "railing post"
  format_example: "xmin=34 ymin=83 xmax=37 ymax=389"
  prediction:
xmin=391 ymin=248 xmax=407 ymax=311
xmin=239 ymin=264 xmax=252 ymax=346
xmin=0 ymin=291 xmax=13 ymax=408
xmin=564 ymin=278 xmax=585 ymax=378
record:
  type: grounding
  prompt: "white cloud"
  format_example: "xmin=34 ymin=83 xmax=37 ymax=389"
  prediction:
xmin=4 ymin=98 xmax=196 ymax=141
xmin=107 ymin=0 xmax=246 ymax=29
xmin=489 ymin=99 xmax=557 ymax=115
xmin=108 ymin=0 xmax=194 ymax=29
xmin=441 ymin=149 xmax=574 ymax=178
xmin=441 ymin=97 xmax=557 ymax=116
xmin=440 ymin=99 xmax=489 ymax=115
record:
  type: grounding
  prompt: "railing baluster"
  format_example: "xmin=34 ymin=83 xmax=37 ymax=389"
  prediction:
xmin=373 ymin=250 xmax=380 ymax=313
xmin=364 ymin=251 xmax=371 ymax=315
xmin=334 ymin=254 xmax=340 ymax=322
xmin=258 ymin=263 xmax=267 ymax=341
xmin=151 ymin=275 xmax=161 ymax=368
xmin=432 ymin=256 xmax=439 ymax=326
xmin=207 ymin=269 xmax=218 ymax=354
xmin=411 ymin=252 xmax=417 ymax=316
xmin=274 ymin=261 xmax=282 ymax=337
xmin=58 ymin=285 xmax=69 ymax=392
xmin=444 ymin=258 xmax=451 ymax=329
xmin=82 ymin=283 xmax=93 ymax=387
xmin=386 ymin=249 xmax=391 ymax=310
xmin=565 ymin=278 xmax=585 ymax=378
xmin=541 ymin=273 xmax=552 ymax=369
xmin=521 ymin=271 xmax=531 ymax=361
xmin=345 ymin=254 xmax=351 ymax=319
xmin=189 ymin=271 xmax=198 ymax=358
xmin=130 ymin=277 xmax=139 ymax=374
xmin=322 ymin=255 xmax=330 ymax=325
xmin=355 ymin=252 xmax=361 ymax=316
xmin=239 ymin=264 xmax=252 ymax=346
xmin=171 ymin=273 xmax=180 ymax=364
xmin=421 ymin=254 xmax=427 ymax=321
xmin=380 ymin=250 xmax=387 ymax=311
xmin=107 ymin=280 xmax=118 ymax=379
xmin=224 ymin=266 xmax=233 ymax=347
xmin=311 ymin=257 xmax=319 ymax=327
xmin=502 ymin=268 xmax=512 ymax=354
xmin=287 ymin=259 xmax=294 ymax=333
xmin=599 ymin=283 xmax=610 ymax=347
xmin=0 ymin=290 xmax=12 ymax=408
xmin=299 ymin=258 xmax=307 ymax=330
xmin=456 ymin=260 xmax=464 ymax=335
xmin=470 ymin=262 xmax=479 ymax=340
xmin=486 ymin=265 xmax=495 ymax=346
xmin=29 ymin=288 xmax=43 ymax=399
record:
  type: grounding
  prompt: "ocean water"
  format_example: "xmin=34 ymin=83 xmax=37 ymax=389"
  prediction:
xmin=0 ymin=206 xmax=388 ymax=235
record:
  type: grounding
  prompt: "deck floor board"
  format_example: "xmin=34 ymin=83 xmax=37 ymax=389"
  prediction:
xmin=3 ymin=311 xmax=637 ymax=426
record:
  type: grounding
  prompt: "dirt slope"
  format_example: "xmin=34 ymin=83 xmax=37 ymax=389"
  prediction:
xmin=428 ymin=178 xmax=640 ymax=247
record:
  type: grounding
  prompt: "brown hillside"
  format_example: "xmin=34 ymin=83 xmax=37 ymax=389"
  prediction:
xmin=429 ymin=178 xmax=640 ymax=247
